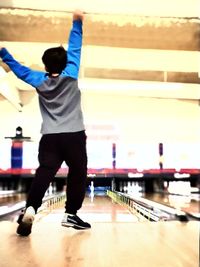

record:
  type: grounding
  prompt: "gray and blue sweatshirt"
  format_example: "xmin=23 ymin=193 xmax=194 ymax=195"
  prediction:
xmin=0 ymin=20 xmax=84 ymax=134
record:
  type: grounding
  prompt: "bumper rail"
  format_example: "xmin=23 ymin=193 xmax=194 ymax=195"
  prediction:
xmin=0 ymin=192 xmax=66 ymax=219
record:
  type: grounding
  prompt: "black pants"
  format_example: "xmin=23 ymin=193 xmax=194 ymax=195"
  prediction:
xmin=26 ymin=131 xmax=87 ymax=214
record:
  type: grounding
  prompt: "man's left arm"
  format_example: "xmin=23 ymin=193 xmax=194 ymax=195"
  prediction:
xmin=0 ymin=47 xmax=46 ymax=88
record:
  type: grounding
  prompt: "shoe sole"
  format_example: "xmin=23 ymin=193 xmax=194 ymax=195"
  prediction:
xmin=61 ymin=222 xmax=90 ymax=230
xmin=17 ymin=222 xmax=32 ymax=236
xmin=16 ymin=215 xmax=34 ymax=236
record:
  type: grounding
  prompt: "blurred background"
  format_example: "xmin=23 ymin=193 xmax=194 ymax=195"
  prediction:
xmin=0 ymin=0 xmax=199 ymax=199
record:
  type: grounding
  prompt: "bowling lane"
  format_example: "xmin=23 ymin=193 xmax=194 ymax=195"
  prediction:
xmin=0 ymin=193 xmax=198 ymax=267
xmin=144 ymin=192 xmax=200 ymax=217
xmin=0 ymin=192 xmax=26 ymax=220
xmin=0 ymin=192 xmax=26 ymax=205
xmin=39 ymin=193 xmax=141 ymax=224
xmin=0 ymin=192 xmax=143 ymax=223
xmin=118 ymin=180 xmax=200 ymax=218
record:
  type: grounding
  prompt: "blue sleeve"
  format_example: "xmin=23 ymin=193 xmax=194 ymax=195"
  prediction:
xmin=0 ymin=48 xmax=46 ymax=88
xmin=63 ymin=20 xmax=82 ymax=79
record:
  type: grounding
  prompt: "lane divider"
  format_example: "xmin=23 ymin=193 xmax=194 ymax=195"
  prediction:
xmin=107 ymin=190 xmax=190 ymax=222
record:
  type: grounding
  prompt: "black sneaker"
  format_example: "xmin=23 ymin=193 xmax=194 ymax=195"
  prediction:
xmin=16 ymin=207 xmax=35 ymax=236
xmin=61 ymin=213 xmax=91 ymax=230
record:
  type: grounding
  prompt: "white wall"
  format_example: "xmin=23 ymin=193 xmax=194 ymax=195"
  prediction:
xmin=0 ymin=94 xmax=41 ymax=141
xmin=0 ymin=88 xmax=199 ymax=143
xmin=82 ymin=90 xmax=200 ymax=143
xmin=0 ymin=88 xmax=199 ymax=169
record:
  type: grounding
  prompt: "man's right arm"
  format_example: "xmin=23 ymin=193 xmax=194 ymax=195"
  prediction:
xmin=64 ymin=10 xmax=84 ymax=79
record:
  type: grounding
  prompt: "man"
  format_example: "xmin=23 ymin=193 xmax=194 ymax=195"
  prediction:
xmin=0 ymin=10 xmax=91 ymax=236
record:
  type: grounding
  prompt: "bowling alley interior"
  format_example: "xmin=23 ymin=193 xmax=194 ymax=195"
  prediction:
xmin=0 ymin=1 xmax=199 ymax=267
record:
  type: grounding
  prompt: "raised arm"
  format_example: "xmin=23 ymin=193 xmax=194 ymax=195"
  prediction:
xmin=0 ymin=47 xmax=46 ymax=88
xmin=64 ymin=10 xmax=84 ymax=79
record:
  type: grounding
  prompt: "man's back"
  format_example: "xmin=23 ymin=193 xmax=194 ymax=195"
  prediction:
xmin=37 ymin=75 xmax=84 ymax=134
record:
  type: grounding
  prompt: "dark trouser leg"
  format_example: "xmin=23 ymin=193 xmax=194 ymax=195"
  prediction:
xmin=63 ymin=131 xmax=88 ymax=214
xmin=26 ymin=135 xmax=62 ymax=212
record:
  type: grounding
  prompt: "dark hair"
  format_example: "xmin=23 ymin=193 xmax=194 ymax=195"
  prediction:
xmin=42 ymin=46 xmax=67 ymax=74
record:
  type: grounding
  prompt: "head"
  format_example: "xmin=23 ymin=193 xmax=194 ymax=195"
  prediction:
xmin=42 ymin=46 xmax=67 ymax=75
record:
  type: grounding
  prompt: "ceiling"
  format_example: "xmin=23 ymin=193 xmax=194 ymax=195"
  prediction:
xmin=0 ymin=2 xmax=199 ymax=110
xmin=0 ymin=0 xmax=200 ymax=17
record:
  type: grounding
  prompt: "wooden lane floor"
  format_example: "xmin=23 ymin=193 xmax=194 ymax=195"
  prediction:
xmin=0 ymin=195 xmax=199 ymax=267
xmin=144 ymin=192 xmax=200 ymax=216
xmin=0 ymin=192 xmax=26 ymax=206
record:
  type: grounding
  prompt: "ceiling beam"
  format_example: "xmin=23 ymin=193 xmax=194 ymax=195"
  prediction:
xmin=0 ymin=8 xmax=199 ymax=50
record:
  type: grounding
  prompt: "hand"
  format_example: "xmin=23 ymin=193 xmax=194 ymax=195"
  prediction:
xmin=73 ymin=10 xmax=84 ymax=21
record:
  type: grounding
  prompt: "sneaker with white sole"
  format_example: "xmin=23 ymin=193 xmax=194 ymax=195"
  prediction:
xmin=61 ymin=213 xmax=91 ymax=230
xmin=16 ymin=206 xmax=35 ymax=236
